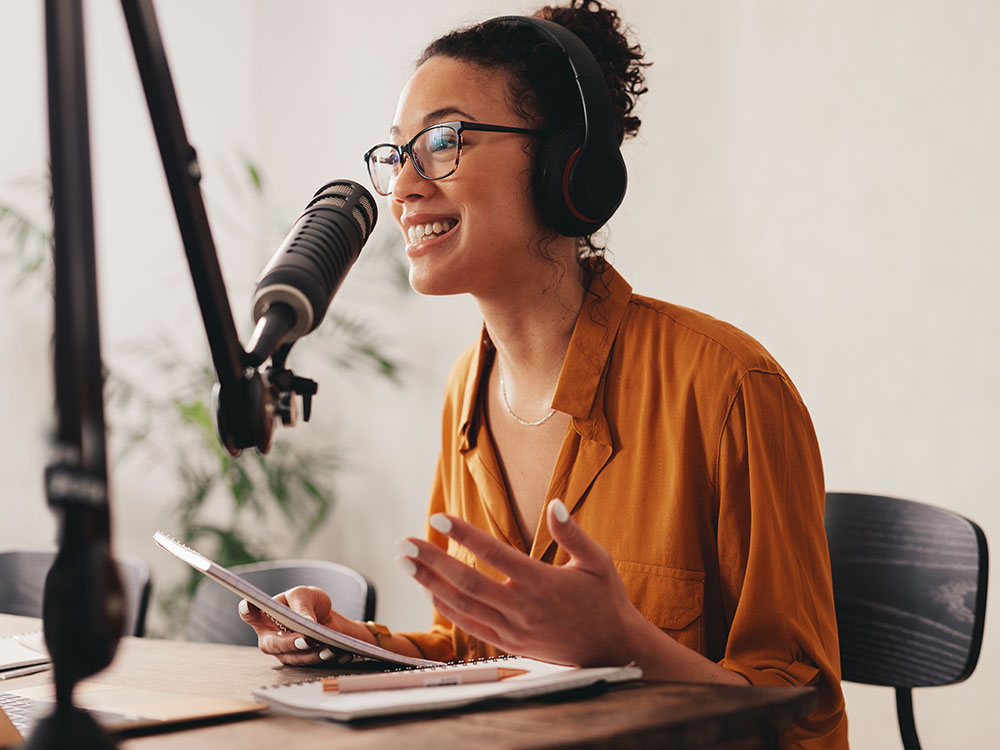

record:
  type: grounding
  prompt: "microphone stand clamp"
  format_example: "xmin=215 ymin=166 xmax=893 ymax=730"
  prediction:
xmin=262 ymin=342 xmax=317 ymax=427
xmin=213 ymin=343 xmax=318 ymax=456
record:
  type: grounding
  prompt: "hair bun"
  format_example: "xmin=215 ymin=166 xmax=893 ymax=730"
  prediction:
xmin=535 ymin=0 xmax=649 ymax=141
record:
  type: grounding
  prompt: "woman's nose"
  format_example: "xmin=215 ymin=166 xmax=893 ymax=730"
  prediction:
xmin=391 ymin=156 xmax=429 ymax=203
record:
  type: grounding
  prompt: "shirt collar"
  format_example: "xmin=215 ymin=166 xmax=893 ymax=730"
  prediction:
xmin=457 ymin=329 xmax=491 ymax=450
xmin=458 ymin=264 xmax=632 ymax=451
xmin=551 ymin=264 xmax=632 ymax=421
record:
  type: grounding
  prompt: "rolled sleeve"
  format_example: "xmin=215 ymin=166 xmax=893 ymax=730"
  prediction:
xmin=716 ymin=371 xmax=848 ymax=748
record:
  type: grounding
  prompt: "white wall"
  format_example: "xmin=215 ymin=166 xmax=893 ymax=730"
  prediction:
xmin=1 ymin=1 xmax=997 ymax=747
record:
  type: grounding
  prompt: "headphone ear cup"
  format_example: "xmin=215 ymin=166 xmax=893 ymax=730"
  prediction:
xmin=534 ymin=126 xmax=595 ymax=237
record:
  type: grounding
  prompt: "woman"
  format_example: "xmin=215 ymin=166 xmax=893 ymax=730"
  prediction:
xmin=241 ymin=2 xmax=848 ymax=746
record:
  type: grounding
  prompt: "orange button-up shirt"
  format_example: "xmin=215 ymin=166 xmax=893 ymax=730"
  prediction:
xmin=400 ymin=265 xmax=847 ymax=748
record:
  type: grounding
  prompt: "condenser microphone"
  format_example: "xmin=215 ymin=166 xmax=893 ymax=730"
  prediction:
xmin=247 ymin=180 xmax=378 ymax=366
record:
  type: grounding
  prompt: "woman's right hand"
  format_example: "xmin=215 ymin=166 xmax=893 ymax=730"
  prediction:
xmin=238 ymin=585 xmax=373 ymax=666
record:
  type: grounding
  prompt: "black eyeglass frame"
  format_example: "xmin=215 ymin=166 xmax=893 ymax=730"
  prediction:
xmin=363 ymin=120 xmax=544 ymax=195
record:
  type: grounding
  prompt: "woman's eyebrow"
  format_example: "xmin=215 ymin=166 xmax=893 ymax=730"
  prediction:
xmin=389 ymin=107 xmax=478 ymax=138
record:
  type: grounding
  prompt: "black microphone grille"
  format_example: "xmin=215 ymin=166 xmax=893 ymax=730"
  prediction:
xmin=307 ymin=180 xmax=377 ymax=240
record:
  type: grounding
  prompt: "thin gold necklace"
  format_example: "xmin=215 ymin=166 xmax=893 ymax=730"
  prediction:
xmin=496 ymin=358 xmax=556 ymax=427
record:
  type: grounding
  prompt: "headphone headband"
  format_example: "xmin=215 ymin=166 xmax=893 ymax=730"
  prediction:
xmin=489 ymin=16 xmax=628 ymax=236
xmin=492 ymin=17 xmax=618 ymax=163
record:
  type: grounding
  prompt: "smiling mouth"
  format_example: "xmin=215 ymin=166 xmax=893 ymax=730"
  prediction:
xmin=407 ymin=220 xmax=456 ymax=244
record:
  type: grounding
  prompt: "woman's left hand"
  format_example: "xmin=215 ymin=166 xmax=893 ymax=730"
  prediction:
xmin=397 ymin=498 xmax=651 ymax=667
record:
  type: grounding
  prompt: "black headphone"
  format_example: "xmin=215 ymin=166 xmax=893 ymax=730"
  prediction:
xmin=491 ymin=16 xmax=628 ymax=237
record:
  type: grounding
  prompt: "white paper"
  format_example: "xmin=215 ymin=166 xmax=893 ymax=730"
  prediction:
xmin=0 ymin=633 xmax=50 ymax=674
xmin=252 ymin=657 xmax=642 ymax=721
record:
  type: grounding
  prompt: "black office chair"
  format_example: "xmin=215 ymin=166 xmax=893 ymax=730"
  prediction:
xmin=184 ymin=559 xmax=376 ymax=646
xmin=825 ymin=492 xmax=988 ymax=750
xmin=0 ymin=549 xmax=153 ymax=637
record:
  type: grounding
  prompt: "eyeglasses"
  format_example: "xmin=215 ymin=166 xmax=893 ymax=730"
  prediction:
xmin=363 ymin=120 xmax=543 ymax=196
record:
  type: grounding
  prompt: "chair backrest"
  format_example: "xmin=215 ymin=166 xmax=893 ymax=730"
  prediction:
xmin=825 ymin=492 xmax=988 ymax=689
xmin=184 ymin=559 xmax=375 ymax=646
xmin=0 ymin=550 xmax=152 ymax=637
xmin=826 ymin=492 xmax=988 ymax=750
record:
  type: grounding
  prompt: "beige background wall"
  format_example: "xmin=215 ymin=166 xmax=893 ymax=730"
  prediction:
xmin=1 ymin=1 xmax=997 ymax=747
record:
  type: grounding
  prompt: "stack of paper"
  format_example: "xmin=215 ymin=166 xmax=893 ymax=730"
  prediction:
xmin=0 ymin=632 xmax=50 ymax=680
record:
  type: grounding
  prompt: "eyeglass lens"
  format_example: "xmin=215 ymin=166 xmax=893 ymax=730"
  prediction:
xmin=367 ymin=124 xmax=461 ymax=195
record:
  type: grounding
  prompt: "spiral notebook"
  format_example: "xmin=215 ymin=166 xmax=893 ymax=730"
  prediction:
xmin=252 ymin=656 xmax=642 ymax=722
xmin=153 ymin=531 xmax=437 ymax=668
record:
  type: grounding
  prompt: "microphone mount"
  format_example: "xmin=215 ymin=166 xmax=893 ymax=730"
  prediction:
xmin=242 ymin=302 xmax=318 ymax=432
xmin=264 ymin=344 xmax=319 ymax=426
xmin=213 ymin=344 xmax=318 ymax=457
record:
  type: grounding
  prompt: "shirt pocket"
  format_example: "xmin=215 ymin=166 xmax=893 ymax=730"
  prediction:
xmin=614 ymin=561 xmax=706 ymax=654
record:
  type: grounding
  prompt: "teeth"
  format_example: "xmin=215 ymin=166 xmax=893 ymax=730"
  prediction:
xmin=407 ymin=219 xmax=455 ymax=243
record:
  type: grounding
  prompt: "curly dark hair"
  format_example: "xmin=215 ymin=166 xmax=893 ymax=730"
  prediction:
xmin=417 ymin=1 xmax=650 ymax=267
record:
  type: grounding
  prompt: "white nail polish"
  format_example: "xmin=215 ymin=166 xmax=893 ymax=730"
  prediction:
xmin=294 ymin=637 xmax=309 ymax=650
xmin=337 ymin=653 xmax=354 ymax=665
xmin=318 ymin=648 xmax=334 ymax=661
xmin=302 ymin=614 xmax=315 ymax=622
xmin=238 ymin=600 xmax=250 ymax=617
xmin=551 ymin=498 xmax=569 ymax=523
xmin=429 ymin=513 xmax=452 ymax=534
xmin=397 ymin=539 xmax=419 ymax=558
xmin=397 ymin=556 xmax=417 ymax=576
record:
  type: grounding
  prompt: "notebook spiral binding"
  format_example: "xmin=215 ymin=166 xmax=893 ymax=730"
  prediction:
xmin=265 ymin=654 xmax=520 ymax=690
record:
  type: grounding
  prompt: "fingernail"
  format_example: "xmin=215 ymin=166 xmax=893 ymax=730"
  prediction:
xmin=294 ymin=637 xmax=309 ymax=650
xmin=429 ymin=513 xmax=452 ymax=534
xmin=397 ymin=556 xmax=417 ymax=576
xmin=238 ymin=600 xmax=250 ymax=617
xmin=302 ymin=614 xmax=315 ymax=622
xmin=338 ymin=653 xmax=354 ymax=665
xmin=318 ymin=648 xmax=334 ymax=661
xmin=551 ymin=498 xmax=569 ymax=523
xmin=397 ymin=539 xmax=419 ymax=558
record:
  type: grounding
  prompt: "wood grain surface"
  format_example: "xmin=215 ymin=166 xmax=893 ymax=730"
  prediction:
xmin=825 ymin=492 xmax=988 ymax=688
xmin=1 ymin=615 xmax=815 ymax=750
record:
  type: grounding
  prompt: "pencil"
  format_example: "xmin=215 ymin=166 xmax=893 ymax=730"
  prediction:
xmin=322 ymin=666 xmax=528 ymax=693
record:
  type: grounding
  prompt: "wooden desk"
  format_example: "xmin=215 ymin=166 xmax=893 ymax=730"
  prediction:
xmin=1 ymin=615 xmax=815 ymax=749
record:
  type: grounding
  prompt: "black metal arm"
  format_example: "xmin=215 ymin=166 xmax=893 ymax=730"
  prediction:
xmin=34 ymin=1 xmax=318 ymax=746
xmin=120 ymin=0 xmax=269 ymax=454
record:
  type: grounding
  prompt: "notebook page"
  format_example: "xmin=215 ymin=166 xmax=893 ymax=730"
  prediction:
xmin=0 ymin=633 xmax=49 ymax=673
xmin=253 ymin=657 xmax=641 ymax=721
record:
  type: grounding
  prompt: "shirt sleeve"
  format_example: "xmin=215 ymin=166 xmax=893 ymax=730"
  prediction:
xmin=394 ymin=453 xmax=459 ymax=662
xmin=715 ymin=370 xmax=848 ymax=749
